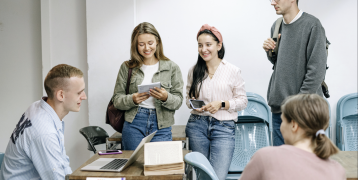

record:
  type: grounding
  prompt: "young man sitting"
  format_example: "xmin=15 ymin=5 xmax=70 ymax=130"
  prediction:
xmin=0 ymin=64 xmax=87 ymax=180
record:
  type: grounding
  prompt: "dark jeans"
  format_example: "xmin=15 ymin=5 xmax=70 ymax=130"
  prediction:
xmin=122 ymin=107 xmax=172 ymax=150
xmin=272 ymin=112 xmax=284 ymax=146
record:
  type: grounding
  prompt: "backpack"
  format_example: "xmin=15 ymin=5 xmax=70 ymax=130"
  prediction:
xmin=268 ymin=17 xmax=330 ymax=98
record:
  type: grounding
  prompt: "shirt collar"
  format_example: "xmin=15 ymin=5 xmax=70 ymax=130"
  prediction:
xmin=40 ymin=96 xmax=63 ymax=131
xmin=283 ymin=10 xmax=303 ymax=24
xmin=221 ymin=59 xmax=227 ymax=65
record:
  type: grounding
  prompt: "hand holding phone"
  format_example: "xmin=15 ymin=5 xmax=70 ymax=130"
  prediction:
xmin=189 ymin=99 xmax=206 ymax=109
xmin=98 ymin=150 xmax=122 ymax=155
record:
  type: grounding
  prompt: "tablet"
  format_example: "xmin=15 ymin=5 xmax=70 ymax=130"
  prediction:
xmin=138 ymin=82 xmax=161 ymax=93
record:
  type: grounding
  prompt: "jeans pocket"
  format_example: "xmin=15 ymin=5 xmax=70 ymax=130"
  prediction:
xmin=219 ymin=120 xmax=235 ymax=129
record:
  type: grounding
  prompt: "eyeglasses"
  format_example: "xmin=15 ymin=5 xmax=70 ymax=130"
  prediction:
xmin=269 ymin=0 xmax=280 ymax=3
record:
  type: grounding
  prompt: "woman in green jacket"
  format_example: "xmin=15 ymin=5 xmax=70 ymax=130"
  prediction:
xmin=112 ymin=22 xmax=184 ymax=150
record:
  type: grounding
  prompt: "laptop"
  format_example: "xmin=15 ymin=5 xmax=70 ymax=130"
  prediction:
xmin=81 ymin=131 xmax=157 ymax=172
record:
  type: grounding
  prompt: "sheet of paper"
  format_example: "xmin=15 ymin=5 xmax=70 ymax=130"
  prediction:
xmin=138 ymin=82 xmax=161 ymax=93
xmin=144 ymin=141 xmax=183 ymax=165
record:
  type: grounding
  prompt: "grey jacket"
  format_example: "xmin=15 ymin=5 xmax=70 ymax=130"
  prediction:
xmin=112 ymin=60 xmax=184 ymax=129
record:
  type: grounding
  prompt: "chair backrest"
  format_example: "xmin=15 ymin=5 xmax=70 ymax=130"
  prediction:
xmin=227 ymin=92 xmax=271 ymax=175
xmin=336 ymin=93 xmax=358 ymax=151
xmin=184 ymin=152 xmax=219 ymax=180
xmin=229 ymin=123 xmax=270 ymax=173
xmin=238 ymin=93 xmax=272 ymax=132
xmin=79 ymin=126 xmax=109 ymax=153
xmin=0 ymin=152 xmax=4 ymax=169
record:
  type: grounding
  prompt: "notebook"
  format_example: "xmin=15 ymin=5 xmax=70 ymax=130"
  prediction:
xmin=81 ymin=131 xmax=157 ymax=172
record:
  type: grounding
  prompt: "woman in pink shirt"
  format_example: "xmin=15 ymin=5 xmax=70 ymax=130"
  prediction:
xmin=240 ymin=94 xmax=346 ymax=180
xmin=185 ymin=24 xmax=248 ymax=180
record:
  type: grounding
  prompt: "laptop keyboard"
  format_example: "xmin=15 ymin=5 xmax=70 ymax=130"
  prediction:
xmin=100 ymin=159 xmax=128 ymax=170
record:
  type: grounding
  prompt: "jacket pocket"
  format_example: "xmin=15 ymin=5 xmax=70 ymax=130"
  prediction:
xmin=161 ymin=81 xmax=172 ymax=91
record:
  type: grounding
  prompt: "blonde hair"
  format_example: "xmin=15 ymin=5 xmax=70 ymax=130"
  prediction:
xmin=44 ymin=64 xmax=83 ymax=99
xmin=126 ymin=22 xmax=169 ymax=68
xmin=281 ymin=94 xmax=339 ymax=159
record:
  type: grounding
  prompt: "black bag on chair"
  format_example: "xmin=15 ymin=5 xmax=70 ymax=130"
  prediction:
xmin=106 ymin=68 xmax=132 ymax=133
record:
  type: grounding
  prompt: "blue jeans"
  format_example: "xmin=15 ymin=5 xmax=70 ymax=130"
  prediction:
xmin=122 ymin=107 xmax=172 ymax=150
xmin=272 ymin=112 xmax=284 ymax=146
xmin=185 ymin=114 xmax=235 ymax=180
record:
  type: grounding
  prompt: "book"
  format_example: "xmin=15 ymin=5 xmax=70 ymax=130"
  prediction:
xmin=144 ymin=141 xmax=185 ymax=176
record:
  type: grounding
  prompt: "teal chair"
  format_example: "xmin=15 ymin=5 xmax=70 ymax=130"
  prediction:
xmin=184 ymin=152 xmax=219 ymax=180
xmin=336 ymin=93 xmax=358 ymax=151
xmin=0 ymin=152 xmax=4 ymax=169
xmin=226 ymin=92 xmax=271 ymax=180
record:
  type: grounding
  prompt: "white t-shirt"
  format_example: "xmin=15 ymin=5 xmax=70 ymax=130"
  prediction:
xmin=139 ymin=62 xmax=159 ymax=109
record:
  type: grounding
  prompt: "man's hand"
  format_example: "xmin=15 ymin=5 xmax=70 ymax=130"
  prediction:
xmin=150 ymin=87 xmax=168 ymax=102
xmin=132 ymin=92 xmax=150 ymax=104
xmin=203 ymin=101 xmax=221 ymax=114
xmin=263 ymin=34 xmax=281 ymax=52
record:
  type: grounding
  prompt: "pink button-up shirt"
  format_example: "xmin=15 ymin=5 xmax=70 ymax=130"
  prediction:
xmin=186 ymin=59 xmax=248 ymax=121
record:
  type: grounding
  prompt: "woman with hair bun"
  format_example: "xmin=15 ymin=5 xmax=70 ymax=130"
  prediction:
xmin=240 ymin=94 xmax=346 ymax=180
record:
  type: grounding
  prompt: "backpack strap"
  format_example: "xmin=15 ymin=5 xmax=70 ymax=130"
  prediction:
xmin=125 ymin=68 xmax=133 ymax=95
xmin=269 ymin=17 xmax=283 ymax=57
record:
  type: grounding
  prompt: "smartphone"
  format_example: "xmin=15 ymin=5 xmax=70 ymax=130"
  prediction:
xmin=189 ymin=99 xmax=206 ymax=109
xmin=98 ymin=150 xmax=122 ymax=155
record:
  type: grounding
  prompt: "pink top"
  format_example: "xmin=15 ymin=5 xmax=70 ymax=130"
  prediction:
xmin=240 ymin=145 xmax=346 ymax=180
xmin=185 ymin=59 xmax=248 ymax=121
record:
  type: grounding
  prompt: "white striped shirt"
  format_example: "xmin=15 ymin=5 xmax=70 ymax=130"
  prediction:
xmin=186 ymin=59 xmax=248 ymax=121
xmin=0 ymin=97 xmax=72 ymax=180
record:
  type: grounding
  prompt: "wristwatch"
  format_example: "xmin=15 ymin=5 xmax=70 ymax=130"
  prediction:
xmin=221 ymin=100 xmax=225 ymax=109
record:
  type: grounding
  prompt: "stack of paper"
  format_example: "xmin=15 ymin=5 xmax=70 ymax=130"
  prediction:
xmin=144 ymin=141 xmax=184 ymax=176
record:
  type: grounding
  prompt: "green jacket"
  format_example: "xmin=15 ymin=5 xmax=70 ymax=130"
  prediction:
xmin=112 ymin=60 xmax=184 ymax=129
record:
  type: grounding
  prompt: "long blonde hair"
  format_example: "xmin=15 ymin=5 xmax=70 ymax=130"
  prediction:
xmin=281 ymin=94 xmax=339 ymax=159
xmin=126 ymin=22 xmax=169 ymax=68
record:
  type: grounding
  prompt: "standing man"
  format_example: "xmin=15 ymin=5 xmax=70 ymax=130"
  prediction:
xmin=0 ymin=64 xmax=87 ymax=180
xmin=263 ymin=0 xmax=327 ymax=146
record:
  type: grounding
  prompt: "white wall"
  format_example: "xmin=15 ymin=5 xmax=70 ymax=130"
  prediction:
xmin=41 ymin=0 xmax=90 ymax=171
xmin=0 ymin=0 xmax=90 ymax=172
xmin=86 ymin=0 xmax=134 ymax=136
xmin=0 ymin=0 xmax=42 ymax=152
xmin=87 ymin=0 xmax=357 ymax=143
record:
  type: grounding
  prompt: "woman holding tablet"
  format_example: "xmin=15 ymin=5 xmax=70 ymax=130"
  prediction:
xmin=240 ymin=94 xmax=345 ymax=180
xmin=185 ymin=24 xmax=248 ymax=180
xmin=112 ymin=22 xmax=184 ymax=150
